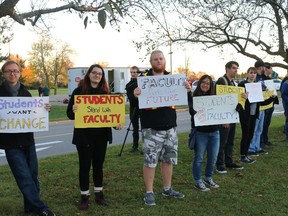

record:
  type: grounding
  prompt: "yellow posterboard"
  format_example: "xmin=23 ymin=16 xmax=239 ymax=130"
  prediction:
xmin=74 ymin=95 xmax=125 ymax=128
xmin=260 ymin=90 xmax=274 ymax=111
xmin=216 ymin=85 xmax=246 ymax=109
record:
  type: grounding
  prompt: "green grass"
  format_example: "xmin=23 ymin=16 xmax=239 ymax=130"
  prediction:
xmin=0 ymin=115 xmax=287 ymax=215
xmin=28 ymin=88 xmax=68 ymax=96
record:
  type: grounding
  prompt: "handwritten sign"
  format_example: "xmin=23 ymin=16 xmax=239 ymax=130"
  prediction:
xmin=137 ymin=74 xmax=187 ymax=109
xmin=0 ymin=97 xmax=49 ymax=133
xmin=75 ymin=95 xmax=125 ymax=128
xmin=216 ymin=85 xmax=246 ymax=109
xmin=245 ymin=82 xmax=264 ymax=103
xmin=264 ymin=80 xmax=277 ymax=95
xmin=193 ymin=94 xmax=239 ymax=126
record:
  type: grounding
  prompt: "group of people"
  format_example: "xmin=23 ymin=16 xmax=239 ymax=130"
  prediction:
xmin=0 ymin=51 xmax=281 ymax=215
xmin=38 ymin=84 xmax=50 ymax=97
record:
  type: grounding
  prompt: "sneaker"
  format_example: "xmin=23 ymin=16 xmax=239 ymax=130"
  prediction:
xmin=130 ymin=148 xmax=138 ymax=153
xmin=162 ymin=188 xmax=185 ymax=198
xmin=95 ymin=191 xmax=107 ymax=206
xmin=216 ymin=166 xmax=227 ymax=174
xmin=258 ymin=149 xmax=268 ymax=155
xmin=239 ymin=156 xmax=256 ymax=164
xmin=79 ymin=195 xmax=89 ymax=210
xmin=266 ymin=141 xmax=273 ymax=146
xmin=247 ymin=152 xmax=259 ymax=157
xmin=194 ymin=182 xmax=210 ymax=192
xmin=203 ymin=179 xmax=219 ymax=189
xmin=39 ymin=209 xmax=56 ymax=216
xmin=226 ymin=163 xmax=244 ymax=170
xmin=144 ymin=192 xmax=156 ymax=206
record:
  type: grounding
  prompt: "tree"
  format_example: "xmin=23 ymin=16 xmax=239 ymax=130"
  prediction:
xmin=28 ymin=35 xmax=74 ymax=94
xmin=130 ymin=0 xmax=288 ymax=70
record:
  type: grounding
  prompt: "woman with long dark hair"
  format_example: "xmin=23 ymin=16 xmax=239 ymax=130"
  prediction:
xmin=189 ymin=75 xmax=220 ymax=192
xmin=67 ymin=64 xmax=121 ymax=210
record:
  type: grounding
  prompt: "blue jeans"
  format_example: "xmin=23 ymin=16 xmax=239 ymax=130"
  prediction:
xmin=193 ymin=130 xmax=220 ymax=183
xmin=5 ymin=145 xmax=48 ymax=214
xmin=249 ymin=110 xmax=264 ymax=152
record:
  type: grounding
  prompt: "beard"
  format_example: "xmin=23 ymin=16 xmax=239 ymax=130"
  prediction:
xmin=152 ymin=63 xmax=166 ymax=73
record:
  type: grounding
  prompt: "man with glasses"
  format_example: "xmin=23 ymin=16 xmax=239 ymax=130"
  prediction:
xmin=125 ymin=66 xmax=141 ymax=152
xmin=215 ymin=61 xmax=243 ymax=174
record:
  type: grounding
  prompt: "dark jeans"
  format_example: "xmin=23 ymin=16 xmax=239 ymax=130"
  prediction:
xmin=240 ymin=114 xmax=257 ymax=155
xmin=76 ymin=136 xmax=108 ymax=192
xmin=5 ymin=145 xmax=48 ymax=214
xmin=129 ymin=106 xmax=140 ymax=149
xmin=261 ymin=106 xmax=274 ymax=145
xmin=216 ymin=123 xmax=236 ymax=167
xmin=285 ymin=110 xmax=288 ymax=139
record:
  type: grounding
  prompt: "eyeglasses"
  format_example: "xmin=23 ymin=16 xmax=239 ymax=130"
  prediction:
xmin=4 ymin=70 xmax=20 ymax=75
xmin=90 ymin=71 xmax=102 ymax=76
xmin=201 ymin=81 xmax=210 ymax=86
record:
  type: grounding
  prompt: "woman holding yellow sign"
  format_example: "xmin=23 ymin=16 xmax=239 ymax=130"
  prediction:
xmin=67 ymin=64 xmax=122 ymax=210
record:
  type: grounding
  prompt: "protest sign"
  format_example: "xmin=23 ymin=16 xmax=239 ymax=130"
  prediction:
xmin=216 ymin=85 xmax=246 ymax=109
xmin=137 ymin=74 xmax=187 ymax=109
xmin=193 ymin=94 xmax=239 ymax=126
xmin=264 ymin=80 xmax=277 ymax=95
xmin=245 ymin=82 xmax=264 ymax=103
xmin=75 ymin=94 xmax=125 ymax=128
xmin=0 ymin=97 xmax=49 ymax=133
xmin=260 ymin=90 xmax=274 ymax=111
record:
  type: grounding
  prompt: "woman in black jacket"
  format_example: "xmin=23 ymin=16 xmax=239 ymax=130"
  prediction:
xmin=237 ymin=67 xmax=275 ymax=163
xmin=67 ymin=64 xmax=121 ymax=210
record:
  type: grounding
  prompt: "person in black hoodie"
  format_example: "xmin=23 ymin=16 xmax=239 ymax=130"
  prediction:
xmin=66 ymin=64 xmax=122 ymax=210
xmin=0 ymin=60 xmax=55 ymax=216
xmin=238 ymin=67 xmax=275 ymax=162
xmin=125 ymin=66 xmax=140 ymax=152
xmin=189 ymin=75 xmax=220 ymax=192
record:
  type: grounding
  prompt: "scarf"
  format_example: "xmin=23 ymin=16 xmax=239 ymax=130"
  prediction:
xmin=3 ymin=80 xmax=20 ymax=96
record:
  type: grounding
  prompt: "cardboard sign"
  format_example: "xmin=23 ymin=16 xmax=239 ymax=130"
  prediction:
xmin=260 ymin=90 xmax=274 ymax=111
xmin=245 ymin=82 xmax=264 ymax=103
xmin=193 ymin=94 xmax=239 ymax=126
xmin=216 ymin=85 xmax=246 ymax=109
xmin=137 ymin=74 xmax=187 ymax=109
xmin=74 ymin=94 xmax=125 ymax=128
xmin=0 ymin=97 xmax=49 ymax=133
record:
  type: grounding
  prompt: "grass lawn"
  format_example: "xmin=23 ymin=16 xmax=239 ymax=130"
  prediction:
xmin=28 ymin=88 xmax=68 ymax=96
xmin=0 ymin=114 xmax=287 ymax=215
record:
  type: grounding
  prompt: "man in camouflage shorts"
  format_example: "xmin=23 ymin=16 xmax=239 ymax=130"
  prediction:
xmin=134 ymin=50 xmax=191 ymax=206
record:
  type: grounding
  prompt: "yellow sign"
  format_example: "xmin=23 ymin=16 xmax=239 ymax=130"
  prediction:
xmin=216 ymin=85 xmax=246 ymax=109
xmin=260 ymin=90 xmax=274 ymax=111
xmin=74 ymin=95 xmax=126 ymax=128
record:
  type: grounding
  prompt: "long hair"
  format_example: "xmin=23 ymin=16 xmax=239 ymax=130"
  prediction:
xmin=193 ymin=74 xmax=215 ymax=96
xmin=80 ymin=64 xmax=109 ymax=94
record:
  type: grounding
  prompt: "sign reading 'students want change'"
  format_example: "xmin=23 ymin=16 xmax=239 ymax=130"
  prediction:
xmin=74 ymin=94 xmax=125 ymax=128
xmin=193 ymin=94 xmax=239 ymax=126
xmin=0 ymin=97 xmax=49 ymax=133
xmin=137 ymin=74 xmax=187 ymax=109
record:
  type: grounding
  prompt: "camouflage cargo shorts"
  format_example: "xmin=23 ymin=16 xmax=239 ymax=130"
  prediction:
xmin=142 ymin=127 xmax=178 ymax=168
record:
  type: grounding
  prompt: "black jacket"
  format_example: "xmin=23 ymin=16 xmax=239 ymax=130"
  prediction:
xmin=125 ymin=78 xmax=139 ymax=108
xmin=0 ymin=83 xmax=35 ymax=149
xmin=66 ymin=86 xmax=113 ymax=146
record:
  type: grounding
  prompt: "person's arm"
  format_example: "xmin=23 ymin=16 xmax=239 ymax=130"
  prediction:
xmin=66 ymin=89 xmax=77 ymax=120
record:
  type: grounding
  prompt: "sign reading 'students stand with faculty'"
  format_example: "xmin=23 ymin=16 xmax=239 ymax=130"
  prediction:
xmin=137 ymin=74 xmax=188 ymax=109
xmin=0 ymin=97 xmax=49 ymax=133
xmin=74 ymin=94 xmax=125 ymax=128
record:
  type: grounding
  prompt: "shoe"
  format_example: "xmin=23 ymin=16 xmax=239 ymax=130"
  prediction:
xmin=247 ymin=152 xmax=259 ymax=157
xmin=226 ymin=163 xmax=244 ymax=170
xmin=216 ymin=166 xmax=227 ymax=174
xmin=95 ymin=191 xmax=107 ymax=206
xmin=39 ymin=209 xmax=56 ymax=216
xmin=203 ymin=179 xmax=219 ymax=189
xmin=130 ymin=148 xmax=138 ymax=153
xmin=265 ymin=141 xmax=273 ymax=146
xmin=144 ymin=192 xmax=156 ymax=206
xmin=79 ymin=195 xmax=89 ymax=210
xmin=239 ymin=156 xmax=256 ymax=164
xmin=194 ymin=182 xmax=210 ymax=192
xmin=162 ymin=188 xmax=185 ymax=198
xmin=258 ymin=150 xmax=268 ymax=155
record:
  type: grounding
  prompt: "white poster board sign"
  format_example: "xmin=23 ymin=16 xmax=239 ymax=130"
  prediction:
xmin=264 ymin=79 xmax=277 ymax=95
xmin=0 ymin=97 xmax=49 ymax=133
xmin=137 ymin=74 xmax=187 ymax=109
xmin=244 ymin=82 xmax=264 ymax=103
xmin=193 ymin=94 xmax=239 ymax=126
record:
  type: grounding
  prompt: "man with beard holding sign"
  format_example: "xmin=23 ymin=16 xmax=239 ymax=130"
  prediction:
xmin=134 ymin=50 xmax=191 ymax=206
